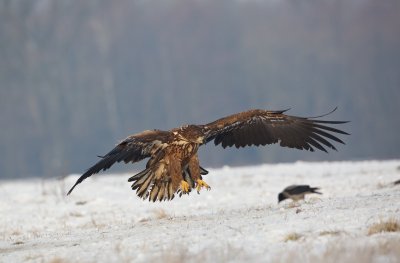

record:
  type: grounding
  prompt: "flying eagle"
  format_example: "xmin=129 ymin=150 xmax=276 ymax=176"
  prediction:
xmin=67 ymin=108 xmax=348 ymax=201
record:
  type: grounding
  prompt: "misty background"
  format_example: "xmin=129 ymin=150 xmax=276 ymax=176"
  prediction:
xmin=1 ymin=0 xmax=399 ymax=179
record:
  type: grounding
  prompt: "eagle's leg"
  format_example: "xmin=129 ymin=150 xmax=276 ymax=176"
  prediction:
xmin=195 ymin=179 xmax=211 ymax=194
xmin=180 ymin=180 xmax=190 ymax=194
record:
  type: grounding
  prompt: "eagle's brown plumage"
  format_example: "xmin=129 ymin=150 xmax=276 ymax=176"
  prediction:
xmin=67 ymin=108 xmax=349 ymax=201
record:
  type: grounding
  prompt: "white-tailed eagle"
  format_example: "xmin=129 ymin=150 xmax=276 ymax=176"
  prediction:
xmin=67 ymin=108 xmax=349 ymax=201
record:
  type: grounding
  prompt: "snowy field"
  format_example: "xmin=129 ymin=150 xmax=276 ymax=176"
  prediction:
xmin=1 ymin=160 xmax=400 ymax=263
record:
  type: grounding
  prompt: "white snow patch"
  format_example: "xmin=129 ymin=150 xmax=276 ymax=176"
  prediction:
xmin=1 ymin=160 xmax=400 ymax=262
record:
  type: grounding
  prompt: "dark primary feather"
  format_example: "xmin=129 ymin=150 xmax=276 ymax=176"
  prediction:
xmin=203 ymin=108 xmax=349 ymax=153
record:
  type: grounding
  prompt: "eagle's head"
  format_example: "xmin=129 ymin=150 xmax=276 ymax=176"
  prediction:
xmin=179 ymin=125 xmax=205 ymax=144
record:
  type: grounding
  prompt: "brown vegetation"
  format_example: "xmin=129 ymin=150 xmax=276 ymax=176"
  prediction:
xmin=368 ymin=218 xmax=400 ymax=235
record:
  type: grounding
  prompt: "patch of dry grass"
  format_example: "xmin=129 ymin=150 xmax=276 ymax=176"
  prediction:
xmin=368 ymin=218 xmax=400 ymax=235
xmin=24 ymin=254 xmax=43 ymax=261
xmin=319 ymin=230 xmax=345 ymax=236
xmin=283 ymin=232 xmax=303 ymax=242
xmin=322 ymin=237 xmax=400 ymax=263
xmin=274 ymin=236 xmax=400 ymax=263
xmin=137 ymin=209 xmax=171 ymax=223
xmin=69 ymin=211 xmax=84 ymax=217
xmin=138 ymin=217 xmax=151 ymax=223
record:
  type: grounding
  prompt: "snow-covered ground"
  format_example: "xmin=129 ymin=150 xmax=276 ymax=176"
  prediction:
xmin=1 ymin=160 xmax=400 ymax=263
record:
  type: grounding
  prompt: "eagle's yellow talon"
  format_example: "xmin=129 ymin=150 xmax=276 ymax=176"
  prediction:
xmin=180 ymin=180 xmax=190 ymax=194
xmin=196 ymin=179 xmax=211 ymax=193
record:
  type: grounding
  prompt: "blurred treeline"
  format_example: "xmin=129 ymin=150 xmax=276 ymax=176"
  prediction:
xmin=1 ymin=0 xmax=399 ymax=179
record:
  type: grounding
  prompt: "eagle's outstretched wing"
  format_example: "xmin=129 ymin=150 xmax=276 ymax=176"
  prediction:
xmin=67 ymin=129 xmax=173 ymax=195
xmin=202 ymin=108 xmax=349 ymax=152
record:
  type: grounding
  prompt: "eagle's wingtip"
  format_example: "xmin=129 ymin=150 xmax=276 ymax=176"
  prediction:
xmin=66 ymin=182 xmax=79 ymax=195
xmin=66 ymin=187 xmax=73 ymax=196
xmin=270 ymin=108 xmax=291 ymax=114
xmin=308 ymin=106 xmax=338 ymax=119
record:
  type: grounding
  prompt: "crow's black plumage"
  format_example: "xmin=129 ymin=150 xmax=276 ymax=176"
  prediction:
xmin=278 ymin=185 xmax=322 ymax=203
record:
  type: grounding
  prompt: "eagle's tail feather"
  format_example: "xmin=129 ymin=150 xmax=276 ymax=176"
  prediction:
xmin=129 ymin=169 xmax=154 ymax=198
xmin=129 ymin=168 xmax=175 ymax=202
xmin=127 ymin=169 xmax=148 ymax=182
